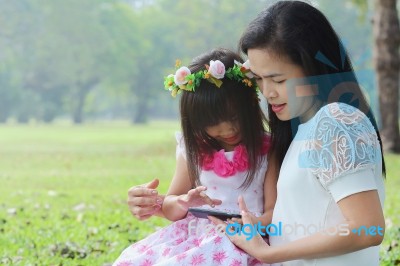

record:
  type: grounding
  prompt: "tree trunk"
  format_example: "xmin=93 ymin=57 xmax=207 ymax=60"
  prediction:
xmin=132 ymin=98 xmax=148 ymax=124
xmin=373 ymin=0 xmax=400 ymax=152
xmin=131 ymin=76 xmax=150 ymax=124
xmin=72 ymin=93 xmax=85 ymax=124
xmin=132 ymin=101 xmax=147 ymax=124
xmin=72 ymin=78 xmax=98 ymax=124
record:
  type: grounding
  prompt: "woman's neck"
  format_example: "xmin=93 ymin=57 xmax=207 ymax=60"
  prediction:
xmin=300 ymin=99 xmax=324 ymax=123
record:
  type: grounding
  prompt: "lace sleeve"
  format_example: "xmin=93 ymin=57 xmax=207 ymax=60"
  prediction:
xmin=175 ymin=132 xmax=186 ymax=160
xmin=301 ymin=103 xmax=381 ymax=189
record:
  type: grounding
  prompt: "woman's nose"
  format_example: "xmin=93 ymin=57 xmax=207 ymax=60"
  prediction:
xmin=262 ymin=83 xmax=278 ymax=99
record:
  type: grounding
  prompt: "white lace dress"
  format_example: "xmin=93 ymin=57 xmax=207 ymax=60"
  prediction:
xmin=270 ymin=102 xmax=385 ymax=266
xmin=113 ymin=134 xmax=271 ymax=266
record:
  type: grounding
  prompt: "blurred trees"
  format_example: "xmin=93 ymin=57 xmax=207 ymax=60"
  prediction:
xmin=0 ymin=0 xmax=269 ymax=123
xmin=0 ymin=0 xmax=388 ymax=125
xmin=0 ymin=0 xmax=141 ymax=123
xmin=372 ymin=0 xmax=400 ymax=152
xmin=349 ymin=0 xmax=400 ymax=152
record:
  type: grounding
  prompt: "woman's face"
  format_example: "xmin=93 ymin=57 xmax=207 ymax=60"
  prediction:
xmin=205 ymin=120 xmax=242 ymax=150
xmin=248 ymin=48 xmax=318 ymax=122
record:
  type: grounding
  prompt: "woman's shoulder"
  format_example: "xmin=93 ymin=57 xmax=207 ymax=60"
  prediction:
xmin=315 ymin=102 xmax=368 ymax=123
xmin=309 ymin=102 xmax=377 ymax=136
xmin=302 ymin=102 xmax=381 ymax=187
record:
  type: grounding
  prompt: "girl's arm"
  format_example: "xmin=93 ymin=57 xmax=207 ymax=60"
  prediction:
xmin=212 ymin=189 xmax=385 ymax=264
xmin=229 ymin=153 xmax=278 ymax=226
xmin=162 ymin=154 xmax=222 ymax=221
xmin=161 ymin=153 xmax=192 ymax=221
xmin=259 ymin=153 xmax=278 ymax=225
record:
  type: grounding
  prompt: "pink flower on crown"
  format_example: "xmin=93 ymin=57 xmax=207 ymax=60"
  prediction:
xmin=174 ymin=66 xmax=191 ymax=85
xmin=233 ymin=145 xmax=248 ymax=172
xmin=213 ymin=150 xmax=235 ymax=177
xmin=209 ymin=60 xmax=225 ymax=79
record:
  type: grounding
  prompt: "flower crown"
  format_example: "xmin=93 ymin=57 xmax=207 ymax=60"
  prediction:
xmin=164 ymin=59 xmax=256 ymax=97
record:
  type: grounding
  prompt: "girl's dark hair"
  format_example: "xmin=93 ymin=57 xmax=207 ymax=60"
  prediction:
xmin=180 ymin=48 xmax=267 ymax=189
xmin=239 ymin=0 xmax=386 ymax=176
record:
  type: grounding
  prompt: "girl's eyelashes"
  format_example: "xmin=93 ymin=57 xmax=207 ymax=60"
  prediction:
xmin=273 ymin=79 xmax=285 ymax=84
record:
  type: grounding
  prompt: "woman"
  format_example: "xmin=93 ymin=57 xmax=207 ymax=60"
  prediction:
xmin=210 ymin=1 xmax=385 ymax=265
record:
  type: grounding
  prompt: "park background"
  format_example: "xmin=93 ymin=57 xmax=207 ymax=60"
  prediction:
xmin=0 ymin=0 xmax=399 ymax=265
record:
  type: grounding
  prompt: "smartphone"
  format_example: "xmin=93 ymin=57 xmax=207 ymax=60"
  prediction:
xmin=188 ymin=207 xmax=241 ymax=221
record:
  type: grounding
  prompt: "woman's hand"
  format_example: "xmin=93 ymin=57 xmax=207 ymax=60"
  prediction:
xmin=177 ymin=186 xmax=222 ymax=209
xmin=127 ymin=179 xmax=165 ymax=220
xmin=227 ymin=217 xmax=243 ymax=224
xmin=209 ymin=195 xmax=271 ymax=262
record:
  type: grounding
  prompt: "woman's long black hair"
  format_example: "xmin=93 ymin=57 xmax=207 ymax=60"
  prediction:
xmin=180 ymin=48 xmax=267 ymax=189
xmin=239 ymin=0 xmax=386 ymax=176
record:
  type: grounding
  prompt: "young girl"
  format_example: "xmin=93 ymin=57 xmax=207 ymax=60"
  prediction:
xmin=113 ymin=48 xmax=276 ymax=266
xmin=210 ymin=2 xmax=386 ymax=266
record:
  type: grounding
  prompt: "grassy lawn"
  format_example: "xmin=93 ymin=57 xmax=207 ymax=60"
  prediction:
xmin=0 ymin=122 xmax=399 ymax=265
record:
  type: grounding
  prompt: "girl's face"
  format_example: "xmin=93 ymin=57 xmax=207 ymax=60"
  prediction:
xmin=248 ymin=48 xmax=319 ymax=122
xmin=205 ymin=120 xmax=242 ymax=150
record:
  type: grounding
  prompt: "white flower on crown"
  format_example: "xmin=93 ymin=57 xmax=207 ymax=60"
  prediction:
xmin=242 ymin=60 xmax=254 ymax=78
xmin=208 ymin=60 xmax=225 ymax=79
xmin=243 ymin=60 xmax=251 ymax=70
xmin=174 ymin=66 xmax=191 ymax=85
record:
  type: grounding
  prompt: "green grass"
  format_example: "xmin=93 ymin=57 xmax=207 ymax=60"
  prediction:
xmin=0 ymin=122 xmax=399 ymax=265
xmin=0 ymin=122 xmax=178 ymax=265
xmin=380 ymin=154 xmax=400 ymax=265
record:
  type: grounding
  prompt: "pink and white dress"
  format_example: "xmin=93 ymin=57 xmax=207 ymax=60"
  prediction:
xmin=113 ymin=134 xmax=271 ymax=266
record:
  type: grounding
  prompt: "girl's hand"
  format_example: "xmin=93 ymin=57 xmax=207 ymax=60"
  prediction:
xmin=209 ymin=195 xmax=270 ymax=262
xmin=177 ymin=186 xmax=222 ymax=209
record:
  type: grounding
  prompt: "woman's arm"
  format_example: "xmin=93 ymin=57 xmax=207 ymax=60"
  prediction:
xmin=212 ymin=189 xmax=385 ymax=264
xmin=259 ymin=190 xmax=384 ymax=263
